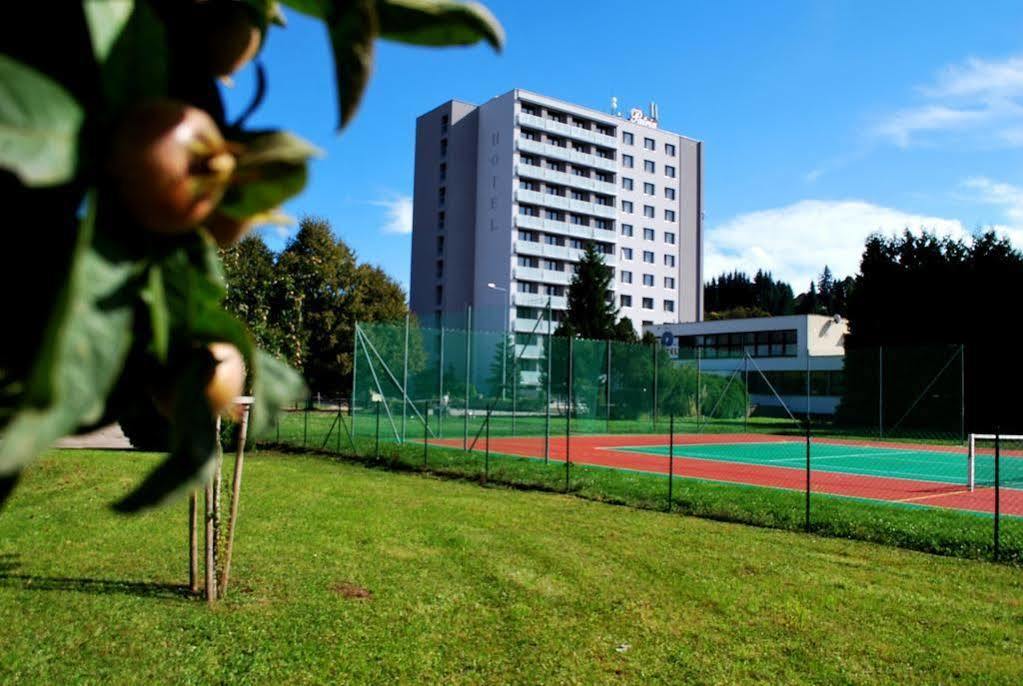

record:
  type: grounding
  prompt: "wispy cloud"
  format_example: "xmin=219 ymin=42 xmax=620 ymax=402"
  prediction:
xmin=373 ymin=194 xmax=413 ymax=234
xmin=961 ymin=177 xmax=1023 ymax=238
xmin=872 ymin=54 xmax=1023 ymax=148
xmin=705 ymin=200 xmax=969 ymax=288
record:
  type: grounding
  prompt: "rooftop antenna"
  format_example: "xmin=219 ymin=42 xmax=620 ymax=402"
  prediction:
xmin=610 ymin=96 xmax=618 ymax=116
xmin=649 ymin=101 xmax=659 ymax=121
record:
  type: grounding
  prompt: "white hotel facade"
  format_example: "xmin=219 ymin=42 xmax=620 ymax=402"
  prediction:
xmin=409 ymin=89 xmax=704 ymax=383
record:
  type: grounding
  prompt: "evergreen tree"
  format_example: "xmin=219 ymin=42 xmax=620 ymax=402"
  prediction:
xmin=559 ymin=243 xmax=618 ymax=339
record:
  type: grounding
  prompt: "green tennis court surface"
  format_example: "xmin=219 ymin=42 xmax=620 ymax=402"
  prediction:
xmin=617 ymin=440 xmax=1023 ymax=487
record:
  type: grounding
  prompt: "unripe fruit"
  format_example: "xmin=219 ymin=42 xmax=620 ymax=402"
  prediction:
xmin=111 ymin=100 xmax=235 ymax=233
xmin=205 ymin=342 xmax=246 ymax=417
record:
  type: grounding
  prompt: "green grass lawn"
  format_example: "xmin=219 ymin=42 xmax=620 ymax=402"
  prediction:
xmin=1 ymin=450 xmax=1022 ymax=684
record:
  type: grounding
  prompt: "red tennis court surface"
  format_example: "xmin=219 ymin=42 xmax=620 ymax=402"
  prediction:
xmin=433 ymin=433 xmax=1023 ymax=517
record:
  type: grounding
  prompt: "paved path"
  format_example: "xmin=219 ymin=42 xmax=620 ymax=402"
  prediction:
xmin=55 ymin=424 xmax=132 ymax=450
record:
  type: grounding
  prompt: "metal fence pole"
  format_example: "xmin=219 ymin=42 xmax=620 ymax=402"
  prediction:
xmin=566 ymin=336 xmax=573 ymax=491
xmin=744 ymin=354 xmax=750 ymax=433
xmin=401 ymin=312 xmax=410 ymax=444
xmin=464 ymin=305 xmax=472 ymax=451
xmin=960 ymin=344 xmax=966 ymax=443
xmin=303 ymin=405 xmax=308 ymax=448
xmin=994 ymin=431 xmax=1001 ymax=561
xmin=484 ymin=411 xmax=490 ymax=482
xmin=668 ymin=414 xmax=675 ymax=511
xmin=374 ymin=401 xmax=381 ymax=459
xmin=805 ymin=348 xmax=811 ymax=424
xmin=805 ymin=421 xmax=812 ymax=532
xmin=423 ymin=401 xmax=429 ymax=467
xmin=652 ymin=344 xmax=659 ymax=430
xmin=352 ymin=323 xmax=359 ymax=442
xmin=879 ymin=346 xmax=884 ymax=439
xmin=696 ymin=348 xmax=702 ymax=432
xmin=512 ymin=340 xmax=518 ymax=437
xmin=606 ymin=341 xmax=612 ymax=434
xmin=544 ymin=299 xmax=552 ymax=463
xmin=336 ymin=398 xmax=342 ymax=453
xmin=438 ymin=327 xmax=445 ymax=439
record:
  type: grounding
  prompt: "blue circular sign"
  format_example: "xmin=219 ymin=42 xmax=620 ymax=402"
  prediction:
xmin=660 ymin=331 xmax=674 ymax=347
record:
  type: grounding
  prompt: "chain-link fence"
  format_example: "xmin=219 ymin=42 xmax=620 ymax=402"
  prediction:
xmin=259 ymin=314 xmax=1020 ymax=564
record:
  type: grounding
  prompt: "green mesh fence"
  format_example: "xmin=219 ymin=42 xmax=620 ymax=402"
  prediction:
xmin=257 ymin=314 xmax=1023 ymax=565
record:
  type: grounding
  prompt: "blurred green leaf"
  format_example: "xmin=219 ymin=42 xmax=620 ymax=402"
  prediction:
xmin=0 ymin=217 xmax=138 ymax=486
xmin=279 ymin=0 xmax=330 ymax=17
xmin=328 ymin=0 xmax=378 ymax=129
xmin=235 ymin=130 xmax=322 ymax=166
xmin=377 ymin=0 xmax=503 ymax=50
xmin=113 ymin=352 xmax=219 ymax=512
xmin=97 ymin=0 xmax=168 ymax=115
xmin=0 ymin=55 xmax=83 ymax=186
xmin=140 ymin=263 xmax=169 ymax=363
xmin=83 ymin=0 xmax=135 ymax=62
xmin=250 ymin=350 xmax=307 ymax=439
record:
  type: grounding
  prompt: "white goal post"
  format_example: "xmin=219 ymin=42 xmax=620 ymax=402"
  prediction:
xmin=967 ymin=433 xmax=1022 ymax=492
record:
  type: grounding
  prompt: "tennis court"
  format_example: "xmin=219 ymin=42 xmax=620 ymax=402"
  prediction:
xmin=437 ymin=433 xmax=1023 ymax=516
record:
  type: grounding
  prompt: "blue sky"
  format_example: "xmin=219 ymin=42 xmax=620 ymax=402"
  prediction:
xmin=224 ymin=0 xmax=1023 ymax=293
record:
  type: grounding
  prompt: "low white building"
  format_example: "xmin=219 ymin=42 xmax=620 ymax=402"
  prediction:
xmin=645 ymin=314 xmax=848 ymax=416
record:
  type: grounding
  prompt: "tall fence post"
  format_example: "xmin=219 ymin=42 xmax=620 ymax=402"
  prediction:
xmin=566 ymin=336 xmax=573 ymax=491
xmin=464 ymin=305 xmax=472 ymax=451
xmin=352 ymin=322 xmax=359 ymax=442
xmin=423 ymin=401 xmax=429 ymax=467
xmin=484 ymin=411 xmax=490 ymax=483
xmin=744 ymin=354 xmax=750 ymax=433
xmin=652 ymin=344 xmax=659 ymax=430
xmin=696 ymin=348 xmax=702 ymax=432
xmin=336 ymin=398 xmax=342 ymax=454
xmin=879 ymin=346 xmax=884 ymax=439
xmin=960 ymin=344 xmax=966 ymax=444
xmin=437 ymin=327 xmax=444 ymax=439
xmin=994 ymin=430 xmax=1001 ymax=561
xmin=374 ymin=400 xmax=381 ymax=459
xmin=606 ymin=341 xmax=612 ymax=434
xmin=667 ymin=414 xmax=675 ymax=511
xmin=544 ymin=308 xmax=552 ymax=463
xmin=303 ymin=404 xmax=308 ymax=448
xmin=401 ymin=312 xmax=410 ymax=444
xmin=805 ymin=420 xmax=812 ymax=532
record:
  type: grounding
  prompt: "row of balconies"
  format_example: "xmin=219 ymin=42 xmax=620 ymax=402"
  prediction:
xmin=515 ymin=189 xmax=617 ymax=219
xmin=517 ymin=138 xmax=617 ymax=173
xmin=515 ymin=162 xmax=617 ymax=196
xmin=514 ymin=239 xmax=617 ymax=267
xmin=515 ymin=212 xmax=614 ymax=242
xmin=517 ymin=112 xmax=618 ymax=149
xmin=514 ymin=265 xmax=574 ymax=286
xmin=512 ymin=291 xmax=568 ymax=310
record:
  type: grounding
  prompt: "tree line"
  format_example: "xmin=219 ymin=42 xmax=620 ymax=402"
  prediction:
xmin=221 ymin=217 xmax=407 ymax=397
xmin=704 ymin=267 xmax=854 ymax=319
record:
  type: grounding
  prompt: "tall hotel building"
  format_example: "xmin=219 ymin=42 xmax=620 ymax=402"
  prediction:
xmin=410 ymin=89 xmax=703 ymax=380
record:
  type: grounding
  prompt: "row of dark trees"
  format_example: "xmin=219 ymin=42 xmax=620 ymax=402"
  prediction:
xmin=839 ymin=231 xmax=1023 ymax=432
xmin=221 ymin=217 xmax=407 ymax=396
xmin=704 ymin=267 xmax=854 ymax=319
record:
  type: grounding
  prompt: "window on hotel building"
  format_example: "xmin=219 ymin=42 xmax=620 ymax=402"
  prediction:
xmin=642 ymin=298 xmax=654 ymax=309
xmin=644 ymin=160 xmax=655 ymax=173
xmin=621 ymin=224 xmax=633 ymax=237
xmin=643 ymin=228 xmax=655 ymax=241
xmin=623 ymin=132 xmax=634 ymax=145
xmin=665 ymin=143 xmax=676 ymax=156
xmin=622 ymin=177 xmax=633 ymax=190
xmin=664 ymin=254 xmax=676 ymax=267
xmin=665 ymin=209 xmax=676 ymax=222
xmin=664 ymin=300 xmax=675 ymax=312
xmin=665 ymin=187 xmax=676 ymax=200
xmin=644 ymin=137 xmax=655 ymax=150
xmin=620 ymin=294 xmax=632 ymax=307
xmin=644 ymin=182 xmax=655 ymax=195
xmin=665 ymin=165 xmax=676 ymax=178
xmin=623 ymin=154 xmax=634 ymax=168
xmin=642 ymin=273 xmax=654 ymax=286
xmin=621 ymin=247 xmax=633 ymax=260
xmin=622 ymin=200 xmax=633 ymax=213
xmin=643 ymin=250 xmax=654 ymax=263
xmin=665 ymin=276 xmax=675 ymax=288
xmin=643 ymin=205 xmax=655 ymax=218
xmin=664 ymin=231 xmax=675 ymax=244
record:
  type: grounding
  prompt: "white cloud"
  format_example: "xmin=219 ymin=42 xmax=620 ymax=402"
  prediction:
xmin=873 ymin=54 xmax=1023 ymax=148
xmin=961 ymin=177 xmax=1023 ymax=245
xmin=373 ymin=195 xmax=413 ymax=234
xmin=705 ymin=200 xmax=969 ymax=289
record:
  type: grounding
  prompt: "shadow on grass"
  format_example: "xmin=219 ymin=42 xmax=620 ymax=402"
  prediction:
xmin=0 ymin=555 xmax=192 ymax=600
